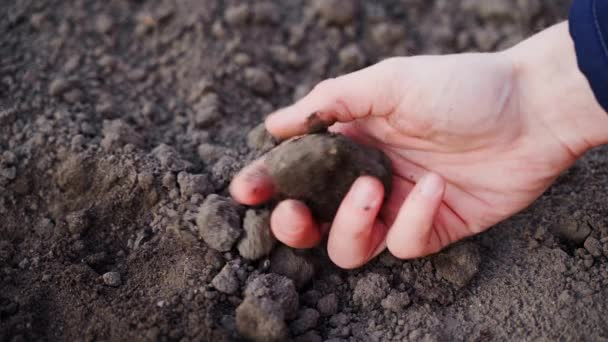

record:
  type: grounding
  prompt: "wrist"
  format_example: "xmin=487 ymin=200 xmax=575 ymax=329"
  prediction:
xmin=504 ymin=22 xmax=608 ymax=157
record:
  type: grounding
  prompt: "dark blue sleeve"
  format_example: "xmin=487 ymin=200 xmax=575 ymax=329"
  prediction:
xmin=569 ymin=0 xmax=608 ymax=113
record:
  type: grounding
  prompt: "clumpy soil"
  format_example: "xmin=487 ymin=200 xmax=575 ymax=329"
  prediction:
xmin=266 ymin=133 xmax=392 ymax=222
xmin=2 ymin=0 xmax=607 ymax=341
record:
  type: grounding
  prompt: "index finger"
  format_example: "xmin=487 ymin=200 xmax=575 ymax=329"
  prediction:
xmin=229 ymin=158 xmax=275 ymax=205
xmin=265 ymin=59 xmax=402 ymax=139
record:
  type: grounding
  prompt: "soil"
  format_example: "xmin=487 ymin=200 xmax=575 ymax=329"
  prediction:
xmin=266 ymin=133 xmax=392 ymax=222
xmin=1 ymin=0 xmax=607 ymax=341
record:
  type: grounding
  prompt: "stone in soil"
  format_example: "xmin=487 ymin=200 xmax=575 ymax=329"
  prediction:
xmin=197 ymin=143 xmax=234 ymax=164
xmin=269 ymin=245 xmax=315 ymax=289
xmin=49 ymin=77 xmax=70 ymax=97
xmin=102 ymin=272 xmax=121 ymax=287
xmin=196 ymin=194 xmax=242 ymax=252
xmin=433 ymin=241 xmax=481 ymax=288
xmin=353 ymin=272 xmax=390 ymax=309
xmin=237 ymin=209 xmax=276 ymax=260
xmin=265 ymin=133 xmax=392 ymax=222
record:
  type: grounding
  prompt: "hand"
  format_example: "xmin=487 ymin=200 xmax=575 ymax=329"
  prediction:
xmin=230 ymin=23 xmax=608 ymax=268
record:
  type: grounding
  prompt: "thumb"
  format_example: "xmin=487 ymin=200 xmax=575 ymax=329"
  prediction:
xmin=265 ymin=58 xmax=403 ymax=139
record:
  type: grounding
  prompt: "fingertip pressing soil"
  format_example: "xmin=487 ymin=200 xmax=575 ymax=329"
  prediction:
xmin=265 ymin=133 xmax=392 ymax=222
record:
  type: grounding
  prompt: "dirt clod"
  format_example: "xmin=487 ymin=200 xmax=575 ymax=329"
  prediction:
xmin=244 ymin=67 xmax=274 ymax=96
xmin=101 ymin=119 xmax=144 ymax=150
xmin=553 ymin=216 xmax=591 ymax=245
xmin=1 ymin=1 xmax=599 ymax=340
xmin=317 ymin=293 xmax=339 ymax=316
xmin=353 ymin=273 xmax=390 ymax=309
xmin=312 ymin=0 xmax=357 ymax=25
xmin=212 ymin=262 xmax=240 ymax=295
xmin=433 ymin=241 xmax=481 ymax=288
xmin=177 ymin=172 xmax=212 ymax=197
xmin=196 ymin=194 xmax=242 ymax=252
xmin=237 ymin=209 xmax=276 ymax=260
xmin=265 ymin=133 xmax=392 ymax=222
xmin=583 ymin=237 xmax=602 ymax=257
xmin=236 ymin=296 xmax=289 ymax=342
xmin=244 ymin=273 xmax=299 ymax=320
xmin=152 ymin=144 xmax=192 ymax=172
xmin=247 ymin=123 xmax=278 ymax=153
xmin=381 ymin=290 xmax=411 ymax=313
xmin=269 ymin=245 xmax=315 ymax=289
xmin=290 ymin=308 xmax=321 ymax=335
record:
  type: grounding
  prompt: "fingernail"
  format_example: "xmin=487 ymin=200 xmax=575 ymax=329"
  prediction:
xmin=353 ymin=178 xmax=379 ymax=209
xmin=419 ymin=173 xmax=443 ymax=198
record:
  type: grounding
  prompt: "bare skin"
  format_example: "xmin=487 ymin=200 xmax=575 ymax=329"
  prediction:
xmin=230 ymin=22 xmax=608 ymax=269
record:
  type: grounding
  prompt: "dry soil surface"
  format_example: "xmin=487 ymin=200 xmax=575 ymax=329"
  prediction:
xmin=2 ymin=0 xmax=608 ymax=341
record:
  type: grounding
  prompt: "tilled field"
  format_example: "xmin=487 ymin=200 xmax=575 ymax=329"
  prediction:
xmin=2 ymin=0 xmax=608 ymax=341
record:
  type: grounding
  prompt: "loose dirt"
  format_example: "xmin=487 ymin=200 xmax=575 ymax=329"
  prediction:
xmin=2 ymin=0 xmax=607 ymax=341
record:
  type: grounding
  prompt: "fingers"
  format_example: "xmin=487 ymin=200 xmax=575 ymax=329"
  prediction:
xmin=270 ymin=200 xmax=321 ymax=249
xmin=327 ymin=176 xmax=388 ymax=269
xmin=266 ymin=60 xmax=401 ymax=139
xmin=386 ymin=173 xmax=446 ymax=259
xmin=229 ymin=159 xmax=275 ymax=206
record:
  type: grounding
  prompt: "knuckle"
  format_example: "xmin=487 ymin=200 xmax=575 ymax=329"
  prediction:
xmin=312 ymin=78 xmax=336 ymax=95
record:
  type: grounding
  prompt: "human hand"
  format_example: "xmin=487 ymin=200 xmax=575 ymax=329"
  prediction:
xmin=230 ymin=23 xmax=608 ymax=268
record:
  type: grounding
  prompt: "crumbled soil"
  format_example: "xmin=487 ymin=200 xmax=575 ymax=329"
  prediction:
xmin=1 ymin=0 xmax=607 ymax=341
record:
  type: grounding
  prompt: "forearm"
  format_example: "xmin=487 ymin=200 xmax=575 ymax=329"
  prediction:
xmin=505 ymin=22 xmax=608 ymax=156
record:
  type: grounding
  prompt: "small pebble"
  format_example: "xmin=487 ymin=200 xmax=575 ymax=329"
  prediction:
xmin=49 ymin=78 xmax=70 ymax=97
xmin=102 ymin=272 xmax=122 ymax=287
xmin=224 ymin=4 xmax=250 ymax=26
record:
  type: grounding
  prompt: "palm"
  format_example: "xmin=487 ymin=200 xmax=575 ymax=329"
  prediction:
xmin=334 ymin=54 xmax=576 ymax=245
xmin=231 ymin=42 xmax=586 ymax=267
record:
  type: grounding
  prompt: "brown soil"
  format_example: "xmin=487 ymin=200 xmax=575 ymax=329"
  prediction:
xmin=2 ymin=0 xmax=608 ymax=341
xmin=266 ymin=133 xmax=392 ymax=222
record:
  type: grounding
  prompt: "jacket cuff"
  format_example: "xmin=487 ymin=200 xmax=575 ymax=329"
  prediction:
xmin=569 ymin=0 xmax=608 ymax=113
